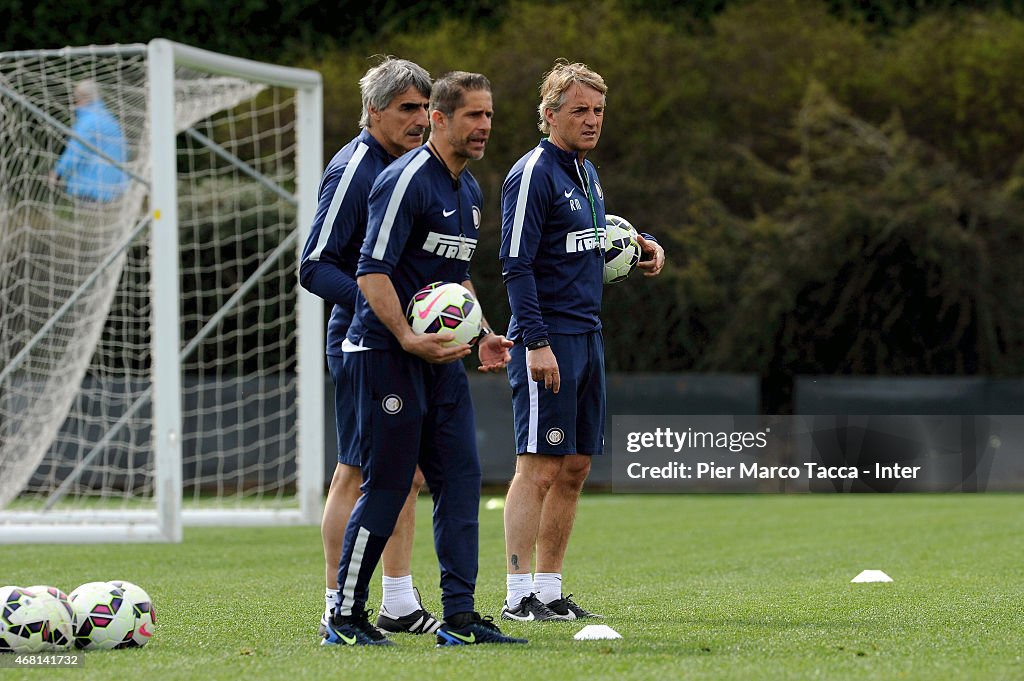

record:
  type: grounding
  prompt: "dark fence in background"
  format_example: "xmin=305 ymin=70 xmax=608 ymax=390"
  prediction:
xmin=789 ymin=376 xmax=1024 ymax=493
xmin=795 ymin=376 xmax=1024 ymax=415
xmin=29 ymin=373 xmax=1024 ymax=493
xmin=326 ymin=373 xmax=1024 ymax=488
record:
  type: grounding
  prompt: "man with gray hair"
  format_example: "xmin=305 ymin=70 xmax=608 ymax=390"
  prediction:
xmin=299 ymin=56 xmax=438 ymax=639
xmin=499 ymin=59 xmax=665 ymax=622
xmin=50 ymin=79 xmax=128 ymax=203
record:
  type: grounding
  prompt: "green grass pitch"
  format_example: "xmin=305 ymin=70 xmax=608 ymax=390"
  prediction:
xmin=1 ymin=494 xmax=1021 ymax=680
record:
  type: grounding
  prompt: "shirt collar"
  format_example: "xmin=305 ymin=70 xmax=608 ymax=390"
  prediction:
xmin=539 ymin=137 xmax=585 ymax=168
xmin=358 ymin=128 xmax=398 ymax=162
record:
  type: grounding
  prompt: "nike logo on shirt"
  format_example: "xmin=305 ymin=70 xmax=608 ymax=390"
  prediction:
xmin=563 ymin=188 xmax=575 ymax=198
xmin=443 ymin=208 xmax=456 ymax=217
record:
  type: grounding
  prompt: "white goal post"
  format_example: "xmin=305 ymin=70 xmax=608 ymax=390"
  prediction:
xmin=0 ymin=40 xmax=324 ymax=542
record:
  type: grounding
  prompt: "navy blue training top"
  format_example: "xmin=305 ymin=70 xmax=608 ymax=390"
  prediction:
xmin=500 ymin=138 xmax=608 ymax=346
xmin=298 ymin=129 xmax=394 ymax=357
xmin=348 ymin=144 xmax=483 ymax=351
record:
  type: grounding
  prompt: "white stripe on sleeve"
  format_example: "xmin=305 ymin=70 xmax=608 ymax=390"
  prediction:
xmin=309 ymin=142 xmax=369 ymax=261
xmin=508 ymin=147 xmax=545 ymax=258
xmin=371 ymin=149 xmax=430 ymax=261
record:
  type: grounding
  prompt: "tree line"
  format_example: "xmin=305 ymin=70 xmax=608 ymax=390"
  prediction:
xmin=302 ymin=1 xmax=1024 ymax=410
xmin=7 ymin=1 xmax=1024 ymax=60
xmin=11 ymin=0 xmax=1024 ymax=412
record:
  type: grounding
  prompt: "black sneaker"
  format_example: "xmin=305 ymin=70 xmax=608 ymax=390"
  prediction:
xmin=500 ymin=593 xmax=570 ymax=621
xmin=376 ymin=589 xmax=442 ymax=634
xmin=321 ymin=609 xmax=395 ymax=647
xmin=545 ymin=593 xmax=603 ymax=620
xmin=436 ymin=611 xmax=528 ymax=646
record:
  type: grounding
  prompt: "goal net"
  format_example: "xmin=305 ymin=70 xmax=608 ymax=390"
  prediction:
xmin=0 ymin=41 xmax=324 ymax=542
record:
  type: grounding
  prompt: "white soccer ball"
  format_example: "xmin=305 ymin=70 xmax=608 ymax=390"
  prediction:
xmin=69 ymin=582 xmax=135 ymax=650
xmin=406 ymin=281 xmax=483 ymax=347
xmin=25 ymin=586 xmax=75 ymax=651
xmin=0 ymin=585 xmax=51 ymax=654
xmin=107 ymin=580 xmax=155 ymax=648
xmin=603 ymin=214 xmax=642 ymax=284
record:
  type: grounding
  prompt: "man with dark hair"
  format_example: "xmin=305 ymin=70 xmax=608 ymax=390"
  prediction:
xmin=323 ymin=71 xmax=526 ymax=647
xmin=499 ymin=60 xmax=665 ymax=622
xmin=299 ymin=57 xmax=439 ymax=638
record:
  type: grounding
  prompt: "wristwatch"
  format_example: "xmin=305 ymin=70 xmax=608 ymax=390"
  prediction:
xmin=525 ymin=338 xmax=551 ymax=351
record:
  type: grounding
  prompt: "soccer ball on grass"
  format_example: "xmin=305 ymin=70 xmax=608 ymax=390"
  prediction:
xmin=108 ymin=580 xmax=156 ymax=648
xmin=69 ymin=582 xmax=135 ymax=650
xmin=0 ymin=586 xmax=52 ymax=653
xmin=25 ymin=586 xmax=75 ymax=651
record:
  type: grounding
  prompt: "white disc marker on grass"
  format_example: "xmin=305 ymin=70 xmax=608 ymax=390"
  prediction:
xmin=574 ymin=625 xmax=622 ymax=640
xmin=851 ymin=569 xmax=893 ymax=583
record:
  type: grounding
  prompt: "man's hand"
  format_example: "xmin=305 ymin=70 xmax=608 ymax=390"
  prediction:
xmin=527 ymin=345 xmax=560 ymax=393
xmin=400 ymin=331 xmax=472 ymax=364
xmin=636 ymin=233 xmax=665 ymax=277
xmin=477 ymin=334 xmax=513 ymax=373
xmin=359 ymin=273 xmax=471 ymax=364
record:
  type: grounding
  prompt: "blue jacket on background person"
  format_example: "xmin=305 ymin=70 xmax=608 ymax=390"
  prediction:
xmin=54 ymin=95 xmax=128 ymax=202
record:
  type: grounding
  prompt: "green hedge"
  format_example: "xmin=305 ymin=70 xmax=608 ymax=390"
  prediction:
xmin=300 ymin=0 xmax=1024 ymax=403
xmin=21 ymin=0 xmax=1024 ymax=407
xmin=0 ymin=1 xmax=504 ymax=59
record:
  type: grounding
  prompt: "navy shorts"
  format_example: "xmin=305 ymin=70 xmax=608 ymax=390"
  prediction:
xmin=507 ymin=330 xmax=605 ymax=455
xmin=344 ymin=348 xmax=480 ymax=497
xmin=328 ymin=354 xmax=359 ymax=466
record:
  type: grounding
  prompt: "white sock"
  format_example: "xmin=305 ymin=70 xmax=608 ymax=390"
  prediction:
xmin=534 ymin=572 xmax=562 ymax=605
xmin=506 ymin=572 xmax=534 ymax=607
xmin=324 ymin=588 xmax=338 ymax=619
xmin=381 ymin=575 xmax=419 ymax=617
